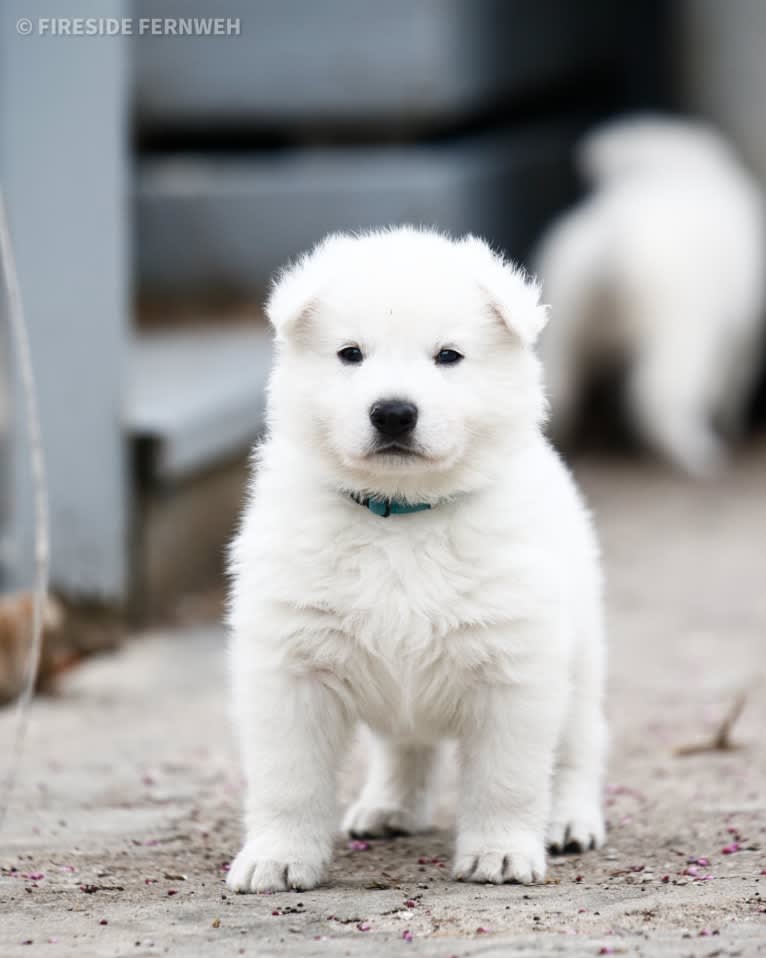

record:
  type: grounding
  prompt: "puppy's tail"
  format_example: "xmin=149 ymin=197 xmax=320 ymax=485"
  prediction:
xmin=577 ymin=114 xmax=734 ymax=187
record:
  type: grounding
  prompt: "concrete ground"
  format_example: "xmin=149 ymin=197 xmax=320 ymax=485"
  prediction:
xmin=1 ymin=446 xmax=765 ymax=957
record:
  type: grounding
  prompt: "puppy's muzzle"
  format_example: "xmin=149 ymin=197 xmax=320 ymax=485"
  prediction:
xmin=369 ymin=399 xmax=418 ymax=440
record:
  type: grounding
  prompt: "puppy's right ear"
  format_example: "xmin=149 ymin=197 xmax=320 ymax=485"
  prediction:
xmin=265 ymin=259 xmax=318 ymax=343
xmin=265 ymin=233 xmax=351 ymax=342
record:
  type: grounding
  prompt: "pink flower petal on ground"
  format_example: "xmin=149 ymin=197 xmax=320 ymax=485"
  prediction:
xmin=404 ymin=899 xmax=417 ymax=908
xmin=348 ymin=840 xmax=370 ymax=851
xmin=699 ymin=929 xmax=712 ymax=937
xmin=682 ymin=866 xmax=698 ymax=877
xmin=722 ymin=843 xmax=741 ymax=854
xmin=22 ymin=873 xmax=44 ymax=881
xmin=402 ymin=930 xmax=414 ymax=942
xmin=696 ymin=857 xmax=710 ymax=867
xmin=476 ymin=927 xmax=490 ymax=934
xmin=661 ymin=875 xmax=670 ymax=883
xmin=356 ymin=922 xmax=371 ymax=932
xmin=47 ymin=938 xmax=59 ymax=944
xmin=726 ymin=826 xmax=739 ymax=835
xmin=598 ymin=948 xmax=615 ymax=956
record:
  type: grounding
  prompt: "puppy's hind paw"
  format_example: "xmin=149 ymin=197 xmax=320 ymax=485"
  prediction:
xmin=342 ymin=801 xmax=428 ymax=839
xmin=547 ymin=803 xmax=605 ymax=854
xmin=226 ymin=840 xmax=326 ymax=893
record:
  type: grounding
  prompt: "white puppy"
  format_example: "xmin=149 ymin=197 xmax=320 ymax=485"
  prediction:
xmin=227 ymin=227 xmax=606 ymax=893
xmin=536 ymin=116 xmax=765 ymax=477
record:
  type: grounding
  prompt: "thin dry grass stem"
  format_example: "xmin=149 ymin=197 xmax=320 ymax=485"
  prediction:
xmin=0 ymin=188 xmax=50 ymax=832
xmin=675 ymin=690 xmax=749 ymax=757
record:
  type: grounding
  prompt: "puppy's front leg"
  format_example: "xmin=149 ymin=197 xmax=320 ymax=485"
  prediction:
xmin=454 ymin=676 xmax=562 ymax=885
xmin=227 ymin=662 xmax=350 ymax=893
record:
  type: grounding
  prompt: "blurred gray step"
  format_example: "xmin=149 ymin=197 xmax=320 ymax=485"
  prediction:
xmin=135 ymin=123 xmax=582 ymax=298
xmin=133 ymin=0 xmax=617 ymax=133
xmin=127 ymin=324 xmax=272 ymax=482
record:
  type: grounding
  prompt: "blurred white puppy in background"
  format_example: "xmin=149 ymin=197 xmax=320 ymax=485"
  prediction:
xmin=536 ymin=115 xmax=765 ymax=476
xmin=226 ymin=227 xmax=606 ymax=893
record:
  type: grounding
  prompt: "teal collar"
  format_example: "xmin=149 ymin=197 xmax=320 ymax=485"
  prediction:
xmin=350 ymin=492 xmax=431 ymax=518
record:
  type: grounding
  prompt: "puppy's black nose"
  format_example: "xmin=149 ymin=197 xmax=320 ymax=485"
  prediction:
xmin=370 ymin=399 xmax=418 ymax=438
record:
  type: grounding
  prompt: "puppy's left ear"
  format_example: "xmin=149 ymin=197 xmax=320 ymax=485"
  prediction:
xmin=460 ymin=235 xmax=549 ymax=346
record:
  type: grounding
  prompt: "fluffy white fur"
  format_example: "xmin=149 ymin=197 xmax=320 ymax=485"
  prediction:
xmin=536 ymin=115 xmax=765 ymax=476
xmin=226 ymin=227 xmax=606 ymax=893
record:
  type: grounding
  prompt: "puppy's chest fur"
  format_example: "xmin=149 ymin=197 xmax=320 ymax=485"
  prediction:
xmin=272 ymin=504 xmax=549 ymax=735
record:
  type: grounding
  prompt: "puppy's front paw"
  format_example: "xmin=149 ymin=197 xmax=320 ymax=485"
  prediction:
xmin=547 ymin=799 xmax=605 ymax=854
xmin=453 ymin=832 xmax=546 ymax=885
xmin=227 ymin=838 xmax=326 ymax=893
xmin=342 ymin=800 xmax=428 ymax=839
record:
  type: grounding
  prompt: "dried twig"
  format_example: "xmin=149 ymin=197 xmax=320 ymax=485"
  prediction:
xmin=675 ymin=690 xmax=748 ymax=756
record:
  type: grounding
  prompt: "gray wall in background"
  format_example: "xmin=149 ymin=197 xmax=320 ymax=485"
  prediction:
xmin=134 ymin=0 xmax=616 ymax=134
xmin=136 ymin=125 xmax=582 ymax=298
xmin=677 ymin=0 xmax=766 ymax=185
xmin=134 ymin=0 xmax=620 ymax=298
xmin=0 ymin=1 xmax=130 ymax=599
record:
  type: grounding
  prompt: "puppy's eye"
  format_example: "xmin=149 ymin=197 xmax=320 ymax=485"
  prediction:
xmin=337 ymin=345 xmax=364 ymax=365
xmin=435 ymin=348 xmax=464 ymax=366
